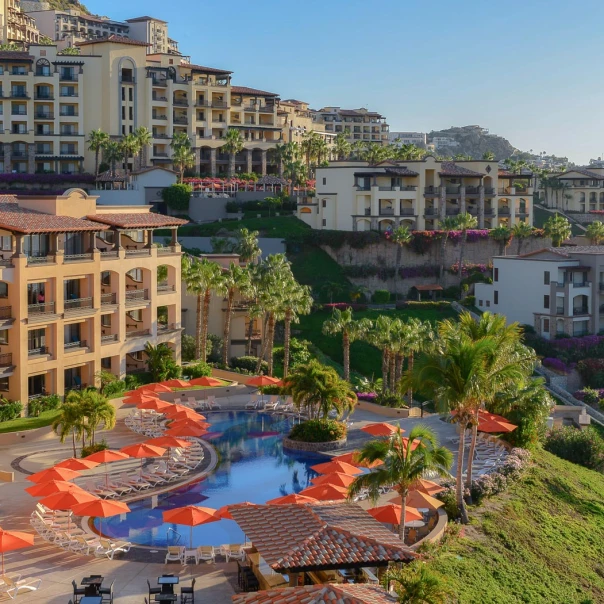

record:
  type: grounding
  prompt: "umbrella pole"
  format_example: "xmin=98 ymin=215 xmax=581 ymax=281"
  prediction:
xmin=190 ymin=525 xmax=193 ymax=549
xmin=2 ymin=551 xmax=4 ymax=575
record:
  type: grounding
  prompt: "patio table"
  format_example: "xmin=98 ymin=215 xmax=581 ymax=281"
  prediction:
xmin=79 ymin=597 xmax=102 ymax=604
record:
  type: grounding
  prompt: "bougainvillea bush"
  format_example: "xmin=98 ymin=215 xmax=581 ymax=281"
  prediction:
xmin=542 ymin=357 xmax=573 ymax=374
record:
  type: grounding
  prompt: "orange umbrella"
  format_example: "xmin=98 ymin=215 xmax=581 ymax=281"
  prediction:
xmin=25 ymin=480 xmax=88 ymax=498
xmin=266 ymin=494 xmax=317 ymax=505
xmin=216 ymin=502 xmax=255 ymax=520
xmin=368 ymin=504 xmax=423 ymax=525
xmin=0 ymin=528 xmax=34 ymax=574
xmin=72 ymin=499 xmax=131 ymax=536
xmin=123 ymin=392 xmax=159 ymax=405
xmin=166 ymin=425 xmax=208 ymax=438
xmin=26 ymin=467 xmax=81 ymax=484
xmin=247 ymin=375 xmax=281 ymax=387
xmin=331 ymin=451 xmax=383 ymax=469
xmin=160 ymin=379 xmax=191 ymax=389
xmin=168 ymin=419 xmax=211 ymax=430
xmin=145 ymin=436 xmax=192 ymax=449
xmin=137 ymin=399 xmax=172 ymax=412
xmin=162 ymin=506 xmax=220 ymax=548
xmin=55 ymin=457 xmax=100 ymax=471
xmin=410 ymin=479 xmax=445 ymax=496
xmin=189 ymin=377 xmax=223 ymax=387
xmin=310 ymin=472 xmax=356 ymax=488
xmin=39 ymin=490 xmax=99 ymax=535
xmin=138 ymin=383 xmax=172 ymax=393
xmin=163 ymin=404 xmax=200 ymax=416
xmin=84 ymin=449 xmax=131 ymax=486
xmin=167 ymin=413 xmax=208 ymax=425
xmin=299 ymin=484 xmax=348 ymax=501
xmin=120 ymin=443 xmax=167 ymax=477
xmin=310 ymin=460 xmax=363 ymax=476
xmin=389 ymin=490 xmax=443 ymax=510
xmin=361 ymin=423 xmax=403 ymax=437
xmin=478 ymin=419 xmax=517 ymax=433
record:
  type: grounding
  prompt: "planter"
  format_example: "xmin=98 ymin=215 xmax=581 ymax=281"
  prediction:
xmin=282 ymin=436 xmax=346 ymax=452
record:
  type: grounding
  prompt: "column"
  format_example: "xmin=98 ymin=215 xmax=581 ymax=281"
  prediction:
xmin=114 ymin=229 xmax=123 ymax=250
xmin=246 ymin=149 xmax=253 ymax=173
xmin=3 ymin=144 xmax=11 ymax=173
xmin=145 ymin=230 xmax=153 ymax=249
xmin=460 ymin=185 xmax=466 ymax=215
xmin=510 ymin=199 xmax=516 ymax=225
xmin=170 ymin=228 xmax=178 ymax=246
xmin=478 ymin=185 xmax=485 ymax=229
xmin=194 ymin=147 xmax=200 ymax=174
xmin=261 ymin=150 xmax=267 ymax=176
xmin=27 ymin=143 xmax=35 ymax=174
xmin=210 ymin=148 xmax=217 ymax=177
xmin=439 ymin=184 xmax=446 ymax=223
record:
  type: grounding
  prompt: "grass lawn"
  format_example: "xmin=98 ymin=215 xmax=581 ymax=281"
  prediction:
xmin=425 ymin=448 xmax=604 ymax=603
xmin=0 ymin=409 xmax=61 ymax=434
xmin=295 ymin=305 xmax=458 ymax=378
xmin=157 ymin=216 xmax=311 ymax=239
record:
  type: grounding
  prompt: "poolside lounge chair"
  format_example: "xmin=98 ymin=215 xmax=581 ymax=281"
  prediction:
xmin=96 ymin=538 xmax=131 ymax=560
xmin=70 ymin=535 xmax=102 ymax=556
xmin=195 ymin=546 xmax=215 ymax=564
xmin=0 ymin=576 xmax=41 ymax=599
xmin=226 ymin=544 xmax=246 ymax=562
xmin=165 ymin=545 xmax=185 ymax=564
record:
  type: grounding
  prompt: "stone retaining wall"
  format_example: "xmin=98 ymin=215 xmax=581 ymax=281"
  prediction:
xmin=356 ymin=401 xmax=422 ymax=418
xmin=282 ymin=437 xmax=346 ymax=452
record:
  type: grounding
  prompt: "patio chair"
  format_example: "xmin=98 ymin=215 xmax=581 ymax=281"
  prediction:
xmin=72 ymin=579 xmax=86 ymax=602
xmin=0 ymin=576 xmax=42 ymax=599
xmin=96 ymin=538 xmax=131 ymax=560
xmin=99 ymin=578 xmax=114 ymax=603
xmin=180 ymin=577 xmax=196 ymax=603
xmin=195 ymin=545 xmax=215 ymax=564
xmin=210 ymin=400 xmax=221 ymax=410
xmin=72 ymin=535 xmax=102 ymax=556
xmin=165 ymin=545 xmax=185 ymax=564
xmin=226 ymin=544 xmax=246 ymax=562
xmin=147 ymin=579 xmax=161 ymax=599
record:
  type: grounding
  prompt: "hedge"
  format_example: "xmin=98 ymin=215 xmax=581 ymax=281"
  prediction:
xmin=288 ymin=419 xmax=347 ymax=442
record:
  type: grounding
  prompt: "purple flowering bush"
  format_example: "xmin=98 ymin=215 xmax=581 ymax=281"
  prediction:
xmin=356 ymin=392 xmax=378 ymax=402
xmin=470 ymin=448 xmax=531 ymax=503
xmin=448 ymin=262 xmax=492 ymax=276
xmin=542 ymin=357 xmax=572 ymax=374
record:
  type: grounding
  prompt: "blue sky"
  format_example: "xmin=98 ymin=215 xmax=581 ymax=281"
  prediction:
xmin=91 ymin=0 xmax=604 ymax=164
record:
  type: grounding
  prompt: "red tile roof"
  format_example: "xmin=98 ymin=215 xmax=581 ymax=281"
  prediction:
xmin=557 ymin=168 xmax=604 ymax=180
xmin=384 ymin=167 xmax=419 ymax=177
xmin=229 ymin=503 xmax=414 ymax=572
xmin=78 ymin=35 xmax=149 ymax=47
xmin=338 ymin=109 xmax=383 ymax=118
xmin=232 ymin=584 xmax=397 ymax=604
xmin=0 ymin=51 xmax=33 ymax=62
xmin=0 ymin=204 xmax=108 ymax=234
xmin=88 ymin=213 xmax=188 ymax=229
xmin=0 ymin=195 xmax=17 ymax=204
xmin=231 ymin=86 xmax=279 ymax=97
xmin=439 ymin=162 xmax=484 ymax=177
xmin=180 ymin=63 xmax=232 ymax=75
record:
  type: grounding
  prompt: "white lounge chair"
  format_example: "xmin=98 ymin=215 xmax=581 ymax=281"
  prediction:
xmin=195 ymin=545 xmax=215 ymax=563
xmin=165 ymin=545 xmax=185 ymax=564
xmin=0 ymin=576 xmax=41 ymax=599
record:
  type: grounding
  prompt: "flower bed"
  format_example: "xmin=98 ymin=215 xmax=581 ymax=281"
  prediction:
xmin=448 ymin=262 xmax=492 ymax=276
xmin=542 ymin=357 xmax=574 ymax=374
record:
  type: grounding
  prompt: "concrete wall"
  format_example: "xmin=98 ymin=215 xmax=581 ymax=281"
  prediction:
xmin=188 ymin=197 xmax=229 ymax=223
xmin=166 ymin=236 xmax=286 ymax=258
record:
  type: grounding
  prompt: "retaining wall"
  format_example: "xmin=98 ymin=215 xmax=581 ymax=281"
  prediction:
xmin=282 ymin=437 xmax=346 ymax=452
xmin=356 ymin=401 xmax=422 ymax=418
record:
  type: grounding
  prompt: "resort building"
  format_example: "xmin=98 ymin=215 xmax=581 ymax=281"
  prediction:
xmin=180 ymin=254 xmax=263 ymax=360
xmin=125 ymin=16 xmax=180 ymax=56
xmin=298 ymin=156 xmax=534 ymax=232
xmin=388 ymin=131 xmax=426 ymax=147
xmin=0 ymin=188 xmax=185 ymax=403
xmin=537 ymin=167 xmax=604 ymax=212
xmin=311 ymin=107 xmax=389 ymax=146
xmin=0 ymin=0 xmax=39 ymax=45
xmin=475 ymin=246 xmax=604 ymax=339
xmin=279 ymin=99 xmax=336 ymax=148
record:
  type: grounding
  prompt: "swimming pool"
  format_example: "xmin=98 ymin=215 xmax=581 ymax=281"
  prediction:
xmin=97 ymin=411 xmax=324 ymax=547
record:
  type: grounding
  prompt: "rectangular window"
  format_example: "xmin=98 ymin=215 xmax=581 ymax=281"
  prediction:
xmin=544 ymin=271 xmax=550 ymax=285
xmin=494 ymin=291 xmax=498 ymax=304
xmin=494 ymin=267 xmax=499 ymax=282
xmin=478 ymin=300 xmax=483 ymax=307
xmin=0 ymin=330 xmax=8 ymax=345
xmin=129 ymin=88 xmax=133 ymax=102
xmin=101 ymin=314 xmax=111 ymax=328
xmin=0 ymin=377 xmax=8 ymax=391
xmin=544 ymin=295 xmax=550 ymax=309
xmin=543 ymin=318 xmax=550 ymax=333
xmin=129 ymin=107 xmax=133 ymax=120
xmin=322 ymin=178 xmax=326 ymax=185
xmin=322 ymin=199 xmax=326 ymax=208
xmin=121 ymin=87 xmax=125 ymax=101
xmin=121 ymin=106 xmax=125 ymax=120
xmin=0 ymin=282 xmax=7 ymax=298
xmin=28 ymin=328 xmax=46 ymax=351
xmin=322 ymin=219 xmax=326 ymax=226
xmin=486 ymin=300 xmax=491 ymax=307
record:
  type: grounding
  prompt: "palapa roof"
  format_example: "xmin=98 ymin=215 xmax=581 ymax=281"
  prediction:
xmin=439 ymin=161 xmax=484 ymax=177
xmin=232 ymin=584 xmax=397 ymax=604
xmin=256 ymin=175 xmax=287 ymax=186
xmin=88 ymin=213 xmax=188 ymax=229
xmin=231 ymin=85 xmax=279 ymax=97
xmin=229 ymin=502 xmax=414 ymax=572
xmin=0 ymin=203 xmax=108 ymax=234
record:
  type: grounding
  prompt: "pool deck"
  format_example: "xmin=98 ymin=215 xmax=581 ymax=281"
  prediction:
xmin=0 ymin=392 xmax=459 ymax=603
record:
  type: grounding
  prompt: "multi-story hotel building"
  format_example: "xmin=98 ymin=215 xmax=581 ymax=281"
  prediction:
xmin=537 ymin=167 xmax=604 ymax=212
xmin=298 ymin=156 xmax=534 ymax=231
xmin=279 ymin=99 xmax=336 ymax=148
xmin=0 ymin=188 xmax=185 ymax=403
xmin=1 ymin=0 xmax=39 ymax=45
xmin=125 ymin=16 xmax=177 ymax=56
xmin=311 ymin=107 xmax=389 ymax=146
xmin=475 ymin=246 xmax=604 ymax=339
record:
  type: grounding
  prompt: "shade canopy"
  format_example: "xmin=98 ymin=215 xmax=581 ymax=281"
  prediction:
xmin=85 ymin=449 xmax=130 ymax=464
xmin=389 ymin=490 xmax=444 ymax=510
xmin=368 ymin=504 xmax=423 ymax=525
xmin=189 ymin=377 xmax=223 ymax=387
xmin=123 ymin=392 xmax=160 ymax=405
xmin=311 ymin=472 xmax=356 ymax=488
xmin=478 ymin=419 xmax=517 ymax=433
xmin=162 ymin=506 xmax=220 ymax=526
xmin=361 ymin=423 xmax=402 ymax=437
xmin=166 ymin=410 xmax=207 ymax=423
xmin=410 ymin=479 xmax=445 ymax=496
xmin=265 ymin=494 xmax=318 ymax=505
xmin=163 ymin=404 xmax=193 ymax=415
xmin=247 ymin=376 xmax=281 ymax=387
xmin=160 ymin=379 xmax=191 ymax=389
xmin=168 ymin=419 xmax=211 ymax=430
xmin=299 ymin=484 xmax=349 ymax=501
xmin=26 ymin=467 xmax=82 ymax=484
xmin=166 ymin=425 xmax=208 ymax=438
xmin=331 ymin=452 xmax=383 ymax=469
xmin=136 ymin=399 xmax=172 ymax=412
xmin=0 ymin=528 xmax=35 ymax=574
xmin=120 ymin=443 xmax=167 ymax=458
xmin=144 ymin=436 xmax=192 ymax=449
xmin=72 ymin=499 xmax=131 ymax=518
xmin=55 ymin=457 xmax=100 ymax=471
xmin=39 ymin=490 xmax=98 ymax=511
xmin=310 ymin=460 xmax=363 ymax=476
xmin=25 ymin=480 xmax=88 ymax=498
xmin=138 ymin=383 xmax=172 ymax=393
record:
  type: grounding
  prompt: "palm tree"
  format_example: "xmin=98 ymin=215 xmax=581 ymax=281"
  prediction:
xmin=102 ymin=141 xmax=122 ymax=177
xmin=390 ymin=225 xmax=412 ymax=300
xmin=301 ymin=131 xmax=321 ymax=177
xmin=144 ymin=342 xmax=178 ymax=382
xmin=284 ymin=359 xmax=357 ymax=420
xmin=334 ymin=132 xmax=351 ymax=160
xmin=586 ymin=221 xmax=604 ymax=245
xmin=172 ymin=145 xmax=196 ymax=183
xmin=512 ymin=221 xmax=534 ymax=255
xmin=281 ymin=280 xmax=313 ymax=377
xmin=489 ymin=226 xmax=512 ymax=256
xmin=87 ymin=129 xmax=109 ymax=178
xmin=273 ymin=143 xmax=289 ymax=178
xmin=437 ymin=216 xmax=459 ymax=283
xmin=401 ymin=318 xmax=432 ymax=409
xmin=482 ymin=151 xmax=495 ymax=161
xmin=320 ymin=281 xmax=344 ymax=304
xmin=170 ymin=131 xmax=192 ymax=151
xmin=233 ymin=228 xmax=261 ymax=263
xmin=221 ymin=262 xmax=251 ymax=365
xmin=51 ymin=402 xmax=87 ymax=456
xmin=544 ymin=213 xmax=572 ymax=246
xmin=133 ymin=126 xmax=152 ymax=170
xmin=382 ymin=564 xmax=450 ymax=604
xmin=67 ymin=389 xmax=115 ymax=447
xmin=222 ymin=128 xmax=244 ymax=177
xmin=365 ymin=315 xmax=393 ymax=392
xmin=120 ymin=133 xmax=140 ymax=179
xmin=322 ymin=308 xmax=372 ymax=382
xmin=348 ymin=425 xmax=452 ymax=542
xmin=456 ymin=212 xmax=478 ymax=292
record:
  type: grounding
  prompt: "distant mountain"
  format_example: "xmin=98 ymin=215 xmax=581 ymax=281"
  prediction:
xmin=427 ymin=125 xmax=515 ymax=160
xmin=26 ymin=0 xmax=91 ymax=14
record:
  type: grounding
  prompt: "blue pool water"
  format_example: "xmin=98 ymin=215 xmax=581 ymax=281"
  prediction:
xmin=97 ymin=411 xmax=323 ymax=547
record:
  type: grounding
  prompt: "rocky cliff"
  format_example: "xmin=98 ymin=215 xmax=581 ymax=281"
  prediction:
xmin=428 ymin=125 xmax=516 ymax=160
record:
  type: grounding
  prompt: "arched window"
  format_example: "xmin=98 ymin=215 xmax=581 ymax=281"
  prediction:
xmin=36 ymin=58 xmax=50 ymax=76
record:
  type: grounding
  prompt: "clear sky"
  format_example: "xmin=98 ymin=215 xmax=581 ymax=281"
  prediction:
xmin=89 ymin=0 xmax=604 ymax=164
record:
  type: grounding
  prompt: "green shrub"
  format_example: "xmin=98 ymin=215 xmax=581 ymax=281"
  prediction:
xmin=124 ymin=373 xmax=152 ymax=391
xmin=436 ymin=485 xmax=459 ymax=520
xmin=81 ymin=439 xmax=108 ymax=458
xmin=103 ymin=380 xmax=126 ymax=398
xmin=259 ymin=385 xmax=282 ymax=395
xmin=375 ymin=392 xmax=408 ymax=408
xmin=461 ymin=295 xmax=476 ymax=307
xmin=442 ymin=286 xmax=461 ymax=299
xmin=231 ymin=355 xmax=268 ymax=374
xmin=544 ymin=426 xmax=604 ymax=471
xmin=0 ymin=400 xmax=23 ymax=422
xmin=28 ymin=394 xmax=61 ymax=417
xmin=161 ymin=183 xmax=192 ymax=211
xmin=288 ymin=419 xmax=347 ymax=443
xmin=274 ymin=338 xmax=312 ymax=370
xmin=372 ymin=289 xmax=390 ymax=304
xmin=207 ymin=334 xmax=223 ymax=364
xmin=181 ymin=334 xmax=196 ymax=362
xmin=186 ymin=361 xmax=212 ymax=379
xmin=582 ymin=388 xmax=601 ymax=407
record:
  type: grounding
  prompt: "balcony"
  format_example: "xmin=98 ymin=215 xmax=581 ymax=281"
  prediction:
xmin=64 ymin=339 xmax=87 ymax=351
xmin=153 ymin=96 xmax=168 ymax=102
xmin=173 ymin=116 xmax=188 ymax=125
xmin=158 ymin=323 xmax=180 ymax=334
xmin=64 ymin=252 xmax=93 ymax=263
xmin=100 ymin=250 xmax=119 ymax=260
xmin=173 ymin=99 xmax=188 ymax=107
xmin=157 ymin=246 xmax=178 ymax=255
xmin=424 ymin=187 xmax=440 ymax=196
xmin=27 ymin=255 xmax=55 ymax=265
xmin=498 ymin=208 xmax=510 ymax=216
xmin=484 ymin=187 xmax=495 ymax=195
xmin=28 ymin=346 xmax=49 ymax=357
xmin=573 ymin=306 xmax=589 ymax=316
xmin=0 ymin=306 xmax=12 ymax=325
xmin=126 ymin=328 xmax=151 ymax=339
xmin=400 ymin=208 xmax=415 ymax=216
xmin=157 ymin=284 xmax=176 ymax=294
xmin=101 ymin=334 xmax=119 ymax=344
xmin=211 ymin=101 xmax=228 ymax=108
xmin=64 ymin=297 xmax=93 ymax=315
xmin=152 ymin=115 xmax=167 ymax=120
xmin=60 ymin=130 xmax=80 ymax=136
xmin=59 ymin=73 xmax=77 ymax=82
xmin=59 ymin=111 xmax=78 ymax=117
xmin=125 ymin=289 xmax=150 ymax=306
xmin=195 ymin=100 xmax=210 ymax=107
xmin=356 ymin=186 xmax=371 ymax=191
xmin=34 ymin=93 xmax=54 ymax=100
xmin=379 ymin=208 xmax=394 ymax=216
xmin=101 ymin=292 xmax=117 ymax=306
xmin=125 ymin=248 xmax=151 ymax=257
xmin=0 ymin=353 xmax=14 ymax=374
xmin=151 ymin=79 xmax=168 ymax=87
xmin=34 ymin=112 xmax=54 ymax=119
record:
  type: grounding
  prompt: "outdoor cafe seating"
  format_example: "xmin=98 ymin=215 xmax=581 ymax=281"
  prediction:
xmin=72 ymin=575 xmax=114 ymax=603
xmin=146 ymin=574 xmax=195 ymax=603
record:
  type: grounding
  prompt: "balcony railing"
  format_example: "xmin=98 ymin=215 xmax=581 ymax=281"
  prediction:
xmin=64 ymin=253 xmax=93 ymax=263
xmin=0 ymin=353 xmax=12 ymax=368
xmin=556 ymin=307 xmax=565 ymax=315
xmin=64 ymin=340 xmax=87 ymax=350
xmin=126 ymin=329 xmax=151 ymax=339
xmin=356 ymin=186 xmax=371 ymax=191
xmin=34 ymin=93 xmax=54 ymax=100
xmin=173 ymin=117 xmax=188 ymax=125
xmin=64 ymin=297 xmax=93 ymax=312
xmin=158 ymin=323 xmax=179 ymax=333
xmin=28 ymin=302 xmax=55 ymax=315
xmin=573 ymin=306 xmax=589 ymax=316
xmin=173 ymin=99 xmax=188 ymax=106
xmin=101 ymin=334 xmax=119 ymax=344
xmin=125 ymin=289 xmax=149 ymax=304
xmin=100 ymin=250 xmax=119 ymax=259
xmin=424 ymin=187 xmax=440 ymax=195
xmin=0 ymin=306 xmax=11 ymax=321
xmin=101 ymin=292 xmax=117 ymax=305
xmin=59 ymin=73 xmax=77 ymax=81
xmin=379 ymin=208 xmax=394 ymax=216
xmin=157 ymin=284 xmax=176 ymax=293
xmin=125 ymin=248 xmax=151 ymax=257
xmin=484 ymin=187 xmax=495 ymax=195
xmin=153 ymin=115 xmax=167 ymax=120
xmin=400 ymin=208 xmax=415 ymax=216
xmin=28 ymin=346 xmax=49 ymax=357
xmin=34 ymin=112 xmax=53 ymax=119
xmin=157 ymin=246 xmax=178 ymax=255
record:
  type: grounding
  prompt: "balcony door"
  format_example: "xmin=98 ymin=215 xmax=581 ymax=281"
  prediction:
xmin=24 ymin=234 xmax=50 ymax=258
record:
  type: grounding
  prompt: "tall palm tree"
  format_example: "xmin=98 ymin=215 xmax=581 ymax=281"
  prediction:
xmin=489 ymin=226 xmax=512 ymax=256
xmin=586 ymin=220 xmax=604 ymax=245
xmin=284 ymin=359 xmax=356 ymax=420
xmin=348 ymin=425 xmax=452 ymax=542
xmin=390 ymin=225 xmax=412 ymax=300
xmin=222 ymin=128 xmax=244 ymax=177
xmin=51 ymin=402 xmax=87 ymax=456
xmin=322 ymin=308 xmax=372 ymax=382
xmin=382 ymin=564 xmax=450 ymax=604
xmin=482 ymin=151 xmax=495 ymax=161
xmin=438 ymin=216 xmax=459 ymax=283
xmin=170 ymin=131 xmax=192 ymax=151
xmin=102 ymin=141 xmax=122 ymax=177
xmin=273 ymin=143 xmax=289 ymax=178
xmin=233 ymin=228 xmax=261 ymax=263
xmin=221 ymin=262 xmax=251 ymax=365
xmin=172 ymin=145 xmax=196 ymax=183
xmin=544 ymin=213 xmax=572 ymax=246
xmin=120 ymin=133 xmax=140 ymax=179
xmin=401 ymin=318 xmax=432 ymax=409
xmin=133 ymin=126 xmax=152 ymax=170
xmin=281 ymin=280 xmax=313 ymax=377
xmin=512 ymin=221 xmax=534 ymax=255
xmin=87 ymin=129 xmax=109 ymax=178
xmin=334 ymin=132 xmax=351 ymax=160
xmin=68 ymin=389 xmax=115 ymax=447
xmin=456 ymin=212 xmax=478 ymax=292
xmin=366 ymin=315 xmax=393 ymax=392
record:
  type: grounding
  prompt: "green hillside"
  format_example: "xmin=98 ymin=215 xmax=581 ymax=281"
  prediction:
xmin=426 ymin=448 xmax=604 ymax=603
xmin=44 ymin=0 xmax=90 ymax=14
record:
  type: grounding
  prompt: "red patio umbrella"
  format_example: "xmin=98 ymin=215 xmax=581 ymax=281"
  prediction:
xmin=310 ymin=460 xmax=363 ymax=476
xmin=168 ymin=419 xmax=211 ymax=431
xmin=39 ymin=490 xmax=99 ymax=535
xmin=247 ymin=376 xmax=281 ymax=388
xmin=120 ymin=443 xmax=167 ymax=477
xmin=165 ymin=425 xmax=208 ymax=438
xmin=160 ymin=379 xmax=191 ymax=389
xmin=189 ymin=377 xmax=223 ymax=387
xmin=389 ymin=490 xmax=444 ymax=510
xmin=26 ymin=467 xmax=81 ymax=484
xmin=310 ymin=472 xmax=356 ymax=488
xmin=123 ymin=392 xmax=160 ymax=405
xmin=299 ymin=484 xmax=348 ymax=501
xmin=25 ymin=480 xmax=88 ymax=498
xmin=72 ymin=499 xmax=131 ymax=536
xmin=162 ymin=506 xmax=220 ymax=548
xmin=331 ymin=451 xmax=383 ymax=469
xmin=55 ymin=457 xmax=100 ymax=471
xmin=0 ymin=528 xmax=34 ymax=574
xmin=265 ymin=494 xmax=318 ymax=505
xmin=138 ymin=383 xmax=172 ymax=394
xmin=478 ymin=419 xmax=517 ymax=433
xmin=137 ymin=398 xmax=172 ymax=412
xmin=167 ymin=411 xmax=207 ymax=424
xmin=84 ymin=449 xmax=131 ymax=487
xmin=145 ymin=436 xmax=192 ymax=449
xmin=368 ymin=504 xmax=423 ymax=525
xmin=163 ymin=404 xmax=198 ymax=416
xmin=361 ymin=423 xmax=403 ymax=437
xmin=410 ymin=479 xmax=445 ymax=496
xmin=216 ymin=502 xmax=255 ymax=520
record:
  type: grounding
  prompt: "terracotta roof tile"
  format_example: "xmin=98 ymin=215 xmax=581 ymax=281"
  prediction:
xmin=78 ymin=35 xmax=149 ymax=47
xmin=229 ymin=503 xmax=414 ymax=572
xmin=557 ymin=168 xmax=604 ymax=180
xmin=232 ymin=584 xmax=397 ymax=604
xmin=231 ymin=86 xmax=279 ymax=97
xmin=0 ymin=204 xmax=107 ymax=234
xmin=0 ymin=195 xmax=17 ymax=204
xmin=0 ymin=51 xmax=33 ymax=61
xmin=384 ymin=167 xmax=419 ymax=177
xmin=439 ymin=161 xmax=484 ymax=177
xmin=180 ymin=63 xmax=232 ymax=75
xmin=88 ymin=213 xmax=188 ymax=229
